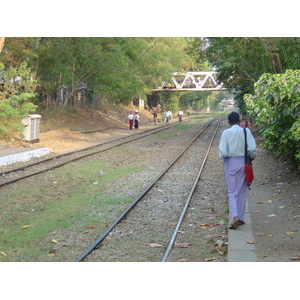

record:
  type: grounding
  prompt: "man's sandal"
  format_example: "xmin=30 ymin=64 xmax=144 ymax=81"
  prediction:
xmin=237 ymin=220 xmax=245 ymax=225
xmin=229 ymin=217 xmax=239 ymax=230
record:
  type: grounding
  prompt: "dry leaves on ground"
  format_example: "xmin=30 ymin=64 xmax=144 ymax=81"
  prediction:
xmin=149 ymin=243 xmax=163 ymax=248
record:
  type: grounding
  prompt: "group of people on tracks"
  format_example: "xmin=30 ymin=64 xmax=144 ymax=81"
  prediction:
xmin=164 ymin=109 xmax=184 ymax=123
xmin=127 ymin=109 xmax=184 ymax=128
xmin=127 ymin=111 xmax=140 ymax=130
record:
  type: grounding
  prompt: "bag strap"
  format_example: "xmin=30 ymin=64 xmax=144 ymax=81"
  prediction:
xmin=243 ymin=128 xmax=248 ymax=163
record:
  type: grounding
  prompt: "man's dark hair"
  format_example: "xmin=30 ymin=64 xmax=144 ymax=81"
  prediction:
xmin=228 ymin=111 xmax=240 ymax=124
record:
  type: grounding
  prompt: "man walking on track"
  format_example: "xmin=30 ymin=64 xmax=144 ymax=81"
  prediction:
xmin=219 ymin=112 xmax=257 ymax=229
xmin=134 ymin=111 xmax=139 ymax=129
xmin=178 ymin=109 xmax=183 ymax=122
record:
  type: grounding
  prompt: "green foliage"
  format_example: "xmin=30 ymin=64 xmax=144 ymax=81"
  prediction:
xmin=0 ymin=93 xmax=37 ymax=139
xmin=156 ymin=91 xmax=181 ymax=113
xmin=185 ymin=37 xmax=209 ymax=70
xmin=1 ymin=37 xmax=196 ymax=107
xmin=205 ymin=37 xmax=300 ymax=111
xmin=0 ymin=156 xmax=143 ymax=261
xmin=181 ymin=91 xmax=209 ymax=110
xmin=0 ymin=61 xmax=37 ymax=140
xmin=291 ymin=119 xmax=300 ymax=163
xmin=244 ymin=70 xmax=300 ymax=166
xmin=178 ymin=90 xmax=231 ymax=111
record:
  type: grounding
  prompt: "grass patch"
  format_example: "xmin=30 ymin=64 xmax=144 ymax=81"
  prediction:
xmin=156 ymin=131 xmax=178 ymax=140
xmin=0 ymin=157 xmax=144 ymax=261
xmin=176 ymin=124 xmax=194 ymax=130
xmin=156 ymin=117 xmax=209 ymax=140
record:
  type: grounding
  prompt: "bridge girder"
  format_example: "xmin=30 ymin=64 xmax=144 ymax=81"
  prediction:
xmin=153 ymin=71 xmax=226 ymax=92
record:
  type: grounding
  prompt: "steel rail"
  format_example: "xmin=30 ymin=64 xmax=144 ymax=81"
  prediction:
xmin=75 ymin=119 xmax=216 ymax=262
xmin=0 ymin=118 xmax=200 ymax=188
xmin=161 ymin=119 xmax=221 ymax=262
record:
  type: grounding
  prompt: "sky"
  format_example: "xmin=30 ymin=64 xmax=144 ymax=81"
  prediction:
xmin=2 ymin=1 xmax=299 ymax=37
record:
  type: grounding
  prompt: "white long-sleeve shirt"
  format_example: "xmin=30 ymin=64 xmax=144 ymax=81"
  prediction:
xmin=219 ymin=125 xmax=257 ymax=159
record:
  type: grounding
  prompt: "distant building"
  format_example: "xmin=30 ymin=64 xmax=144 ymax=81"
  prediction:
xmin=133 ymin=98 xmax=144 ymax=109
xmin=221 ymin=99 xmax=235 ymax=111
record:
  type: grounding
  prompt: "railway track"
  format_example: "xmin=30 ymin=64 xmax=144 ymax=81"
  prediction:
xmin=0 ymin=118 xmax=200 ymax=188
xmin=75 ymin=118 xmax=223 ymax=262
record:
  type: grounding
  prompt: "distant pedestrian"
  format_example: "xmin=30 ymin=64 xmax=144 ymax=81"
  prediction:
xmin=240 ymin=115 xmax=252 ymax=130
xmin=134 ymin=111 xmax=139 ymax=129
xmin=219 ymin=112 xmax=257 ymax=229
xmin=128 ymin=111 xmax=134 ymax=129
xmin=165 ymin=110 xmax=171 ymax=123
xmin=178 ymin=109 xmax=183 ymax=122
xmin=152 ymin=110 xmax=158 ymax=125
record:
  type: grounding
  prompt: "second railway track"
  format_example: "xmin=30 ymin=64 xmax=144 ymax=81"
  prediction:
xmin=0 ymin=118 xmax=198 ymax=187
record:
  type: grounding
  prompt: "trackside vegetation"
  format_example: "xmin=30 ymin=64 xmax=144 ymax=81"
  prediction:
xmin=0 ymin=61 xmax=37 ymax=139
xmin=244 ymin=70 xmax=300 ymax=167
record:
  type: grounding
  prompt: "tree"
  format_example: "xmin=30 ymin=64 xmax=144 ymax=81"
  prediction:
xmin=0 ymin=37 xmax=195 ymax=108
xmin=205 ymin=37 xmax=300 ymax=111
xmin=185 ymin=37 xmax=210 ymax=71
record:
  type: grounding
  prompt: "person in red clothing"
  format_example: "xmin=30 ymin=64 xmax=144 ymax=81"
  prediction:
xmin=128 ymin=111 xmax=134 ymax=129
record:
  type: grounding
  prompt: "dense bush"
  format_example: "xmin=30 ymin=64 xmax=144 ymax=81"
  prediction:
xmin=0 ymin=93 xmax=37 ymax=140
xmin=0 ymin=62 xmax=37 ymax=140
xmin=244 ymin=70 xmax=300 ymax=167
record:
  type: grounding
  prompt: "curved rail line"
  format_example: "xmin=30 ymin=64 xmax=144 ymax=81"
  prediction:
xmin=0 ymin=117 xmax=204 ymax=188
xmin=75 ymin=118 xmax=220 ymax=262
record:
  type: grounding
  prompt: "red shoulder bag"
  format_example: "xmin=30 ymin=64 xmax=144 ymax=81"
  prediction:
xmin=244 ymin=128 xmax=254 ymax=189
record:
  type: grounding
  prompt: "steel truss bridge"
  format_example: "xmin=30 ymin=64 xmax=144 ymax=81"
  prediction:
xmin=153 ymin=71 xmax=226 ymax=92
